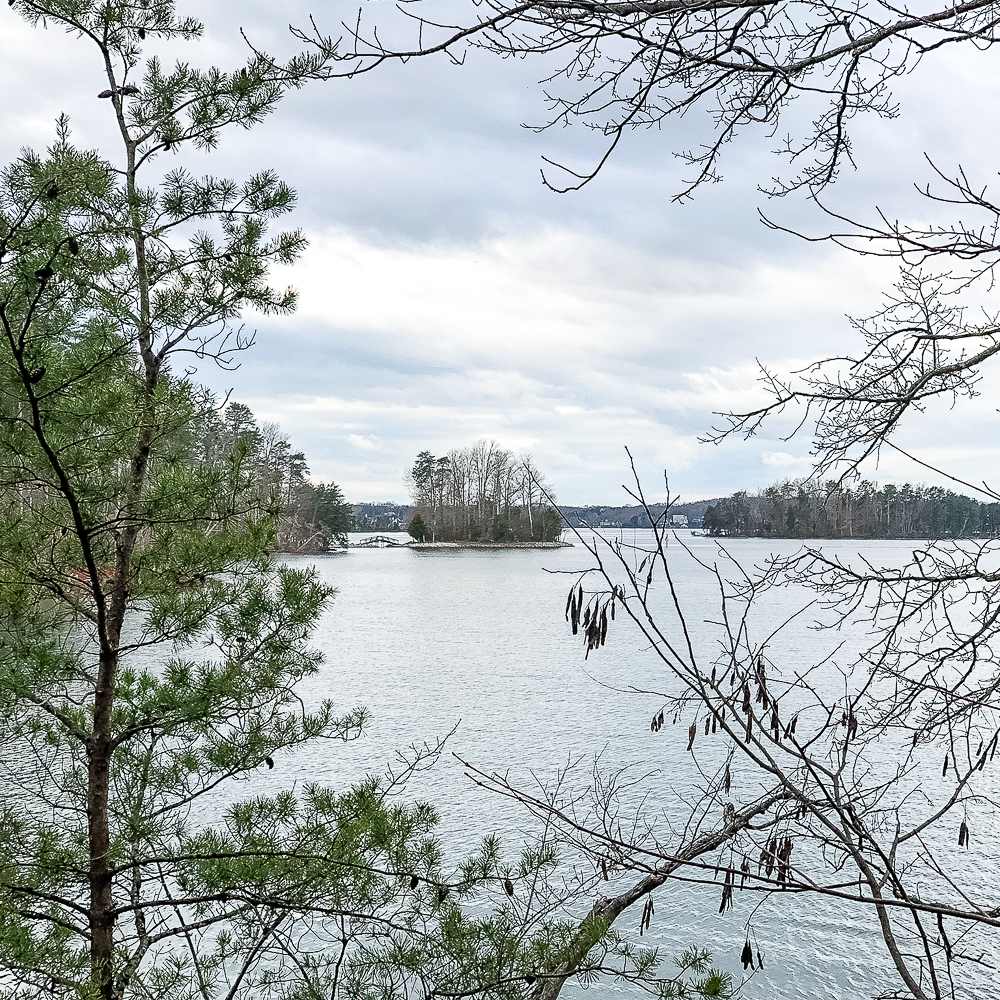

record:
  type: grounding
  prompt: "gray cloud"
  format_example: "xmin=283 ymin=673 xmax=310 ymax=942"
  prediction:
xmin=3 ymin=2 xmax=998 ymax=503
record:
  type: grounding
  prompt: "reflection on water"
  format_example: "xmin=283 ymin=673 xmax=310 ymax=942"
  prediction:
xmin=274 ymin=530 xmax=995 ymax=1000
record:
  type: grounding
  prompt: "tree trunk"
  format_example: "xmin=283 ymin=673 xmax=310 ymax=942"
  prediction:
xmin=89 ymin=649 xmax=117 ymax=1000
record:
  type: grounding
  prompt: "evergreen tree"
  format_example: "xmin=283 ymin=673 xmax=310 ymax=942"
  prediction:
xmin=0 ymin=6 xmax=522 ymax=998
xmin=0 ymin=5 xmax=735 ymax=998
xmin=312 ymin=480 xmax=354 ymax=542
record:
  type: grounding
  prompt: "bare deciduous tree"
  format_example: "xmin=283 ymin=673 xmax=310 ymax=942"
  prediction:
xmin=276 ymin=2 xmax=1000 ymax=995
xmin=466 ymin=461 xmax=998 ymax=998
xmin=295 ymin=0 xmax=1000 ymax=197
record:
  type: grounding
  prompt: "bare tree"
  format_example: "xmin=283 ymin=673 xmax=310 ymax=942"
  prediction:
xmin=454 ymin=463 xmax=991 ymax=998
xmin=277 ymin=2 xmax=1000 ymax=995
xmin=293 ymin=0 xmax=1000 ymax=197
xmin=463 ymin=260 xmax=1000 ymax=994
xmin=407 ymin=441 xmax=561 ymax=541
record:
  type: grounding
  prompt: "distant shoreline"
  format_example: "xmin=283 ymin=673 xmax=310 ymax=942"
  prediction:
xmin=407 ymin=540 xmax=573 ymax=549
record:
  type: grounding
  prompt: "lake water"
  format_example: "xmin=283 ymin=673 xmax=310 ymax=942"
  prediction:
xmin=277 ymin=530 xmax=998 ymax=1000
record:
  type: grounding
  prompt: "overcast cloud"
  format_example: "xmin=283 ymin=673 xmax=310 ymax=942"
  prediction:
xmin=2 ymin=2 xmax=998 ymax=503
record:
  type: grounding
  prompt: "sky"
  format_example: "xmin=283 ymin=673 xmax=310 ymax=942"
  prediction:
xmin=2 ymin=1 xmax=1000 ymax=504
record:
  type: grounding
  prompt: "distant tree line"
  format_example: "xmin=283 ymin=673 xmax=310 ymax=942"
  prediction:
xmin=559 ymin=500 xmax=715 ymax=528
xmin=407 ymin=441 xmax=562 ymax=542
xmin=704 ymin=479 xmax=999 ymax=539
xmin=197 ymin=401 xmax=353 ymax=551
xmin=354 ymin=503 xmax=410 ymax=531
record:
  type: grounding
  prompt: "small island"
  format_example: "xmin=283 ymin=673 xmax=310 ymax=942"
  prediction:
xmin=404 ymin=443 xmax=565 ymax=544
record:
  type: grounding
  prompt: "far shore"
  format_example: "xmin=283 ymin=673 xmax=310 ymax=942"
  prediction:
xmin=400 ymin=540 xmax=572 ymax=549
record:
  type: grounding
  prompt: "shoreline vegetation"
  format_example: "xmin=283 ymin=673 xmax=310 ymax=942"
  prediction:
xmin=407 ymin=540 xmax=571 ymax=549
xmin=341 ymin=535 xmax=572 ymax=550
xmin=703 ymin=477 xmax=1000 ymax=539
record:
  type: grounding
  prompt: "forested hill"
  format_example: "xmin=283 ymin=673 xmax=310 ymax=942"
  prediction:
xmin=704 ymin=480 xmax=1000 ymax=539
xmin=352 ymin=500 xmax=719 ymax=531
xmin=559 ymin=500 xmax=718 ymax=528
xmin=201 ymin=402 xmax=353 ymax=553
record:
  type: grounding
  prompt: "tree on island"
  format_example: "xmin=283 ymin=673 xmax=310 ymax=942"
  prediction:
xmin=407 ymin=441 xmax=562 ymax=543
xmin=407 ymin=512 xmax=429 ymax=542
xmin=0 ymin=4 xmax=735 ymax=999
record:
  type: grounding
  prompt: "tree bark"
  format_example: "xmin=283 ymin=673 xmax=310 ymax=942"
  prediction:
xmin=89 ymin=650 xmax=116 ymax=1000
xmin=531 ymin=790 xmax=789 ymax=999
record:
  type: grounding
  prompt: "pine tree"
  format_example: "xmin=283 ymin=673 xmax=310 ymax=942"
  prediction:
xmin=0 ymin=5 xmax=450 ymax=998
xmin=312 ymin=480 xmax=354 ymax=542
xmin=0 ymin=6 xmax=736 ymax=998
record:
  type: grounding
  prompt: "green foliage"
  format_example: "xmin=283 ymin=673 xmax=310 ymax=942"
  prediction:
xmin=408 ymin=512 xmax=429 ymax=542
xmin=0 ymin=112 xmax=347 ymax=993
xmin=662 ymin=948 xmax=734 ymax=998
xmin=313 ymin=480 xmax=354 ymax=542
xmin=538 ymin=506 xmax=564 ymax=543
xmin=0 ymin=5 xmax=740 ymax=999
xmin=705 ymin=477 xmax=990 ymax=538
